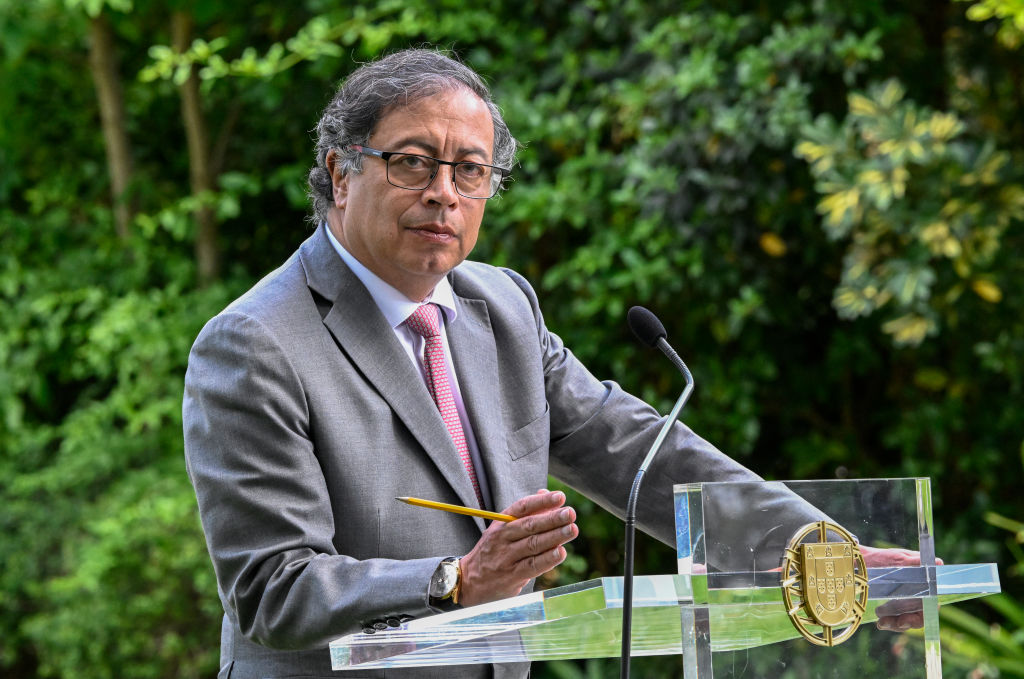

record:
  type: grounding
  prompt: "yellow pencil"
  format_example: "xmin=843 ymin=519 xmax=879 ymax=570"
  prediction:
xmin=396 ymin=496 xmax=515 ymax=522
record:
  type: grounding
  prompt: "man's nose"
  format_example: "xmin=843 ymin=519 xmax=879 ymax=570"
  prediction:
xmin=421 ymin=163 xmax=459 ymax=206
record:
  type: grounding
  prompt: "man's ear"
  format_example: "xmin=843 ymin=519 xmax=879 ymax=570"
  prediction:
xmin=325 ymin=149 xmax=349 ymax=209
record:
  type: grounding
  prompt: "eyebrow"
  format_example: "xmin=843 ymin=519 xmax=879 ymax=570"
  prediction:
xmin=387 ymin=137 xmax=491 ymax=161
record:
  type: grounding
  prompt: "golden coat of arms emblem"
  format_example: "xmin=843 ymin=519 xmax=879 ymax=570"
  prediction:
xmin=780 ymin=520 xmax=869 ymax=646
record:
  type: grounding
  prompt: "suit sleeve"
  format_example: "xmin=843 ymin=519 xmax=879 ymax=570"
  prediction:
xmin=501 ymin=269 xmax=825 ymax=571
xmin=183 ymin=311 xmax=440 ymax=649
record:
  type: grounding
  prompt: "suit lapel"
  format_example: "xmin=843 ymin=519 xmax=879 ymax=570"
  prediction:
xmin=299 ymin=226 xmax=485 ymax=517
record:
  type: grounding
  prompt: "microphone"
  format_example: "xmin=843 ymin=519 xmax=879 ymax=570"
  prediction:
xmin=627 ymin=306 xmax=693 ymax=383
xmin=626 ymin=305 xmax=666 ymax=346
xmin=620 ymin=306 xmax=695 ymax=679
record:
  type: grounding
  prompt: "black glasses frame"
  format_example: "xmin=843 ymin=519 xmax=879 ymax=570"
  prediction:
xmin=349 ymin=144 xmax=510 ymax=199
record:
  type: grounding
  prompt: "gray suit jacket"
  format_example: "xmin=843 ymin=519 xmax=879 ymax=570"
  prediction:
xmin=183 ymin=225 xmax=818 ymax=678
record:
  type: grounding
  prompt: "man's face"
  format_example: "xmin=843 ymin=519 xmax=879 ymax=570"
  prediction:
xmin=328 ymin=88 xmax=495 ymax=301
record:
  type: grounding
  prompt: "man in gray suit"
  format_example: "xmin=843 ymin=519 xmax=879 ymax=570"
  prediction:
xmin=183 ymin=49 xmax=923 ymax=679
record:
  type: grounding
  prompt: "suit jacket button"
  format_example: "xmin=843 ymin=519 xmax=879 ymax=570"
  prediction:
xmin=373 ymin=621 xmax=389 ymax=631
xmin=362 ymin=626 xmax=376 ymax=635
xmin=386 ymin=617 xmax=401 ymax=627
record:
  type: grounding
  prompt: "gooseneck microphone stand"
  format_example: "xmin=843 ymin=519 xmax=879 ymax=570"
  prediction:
xmin=621 ymin=307 xmax=694 ymax=679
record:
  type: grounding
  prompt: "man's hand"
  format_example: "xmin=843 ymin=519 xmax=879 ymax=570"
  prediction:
xmin=457 ymin=489 xmax=578 ymax=607
xmin=860 ymin=545 xmax=943 ymax=632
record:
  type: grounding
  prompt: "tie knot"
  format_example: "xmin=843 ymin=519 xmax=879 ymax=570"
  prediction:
xmin=406 ymin=303 xmax=441 ymax=339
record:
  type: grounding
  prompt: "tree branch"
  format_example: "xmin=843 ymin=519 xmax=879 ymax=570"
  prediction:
xmin=172 ymin=10 xmax=220 ymax=285
xmin=87 ymin=12 xmax=134 ymax=240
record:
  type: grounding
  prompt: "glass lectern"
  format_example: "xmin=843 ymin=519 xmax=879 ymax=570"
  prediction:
xmin=329 ymin=478 xmax=1000 ymax=676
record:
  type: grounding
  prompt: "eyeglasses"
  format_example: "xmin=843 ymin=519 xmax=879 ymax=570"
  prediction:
xmin=349 ymin=145 xmax=509 ymax=199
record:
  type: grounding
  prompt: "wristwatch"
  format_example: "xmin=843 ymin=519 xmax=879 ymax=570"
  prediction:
xmin=428 ymin=557 xmax=462 ymax=609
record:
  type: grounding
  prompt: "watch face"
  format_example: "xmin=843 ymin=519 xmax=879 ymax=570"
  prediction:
xmin=430 ymin=560 xmax=459 ymax=598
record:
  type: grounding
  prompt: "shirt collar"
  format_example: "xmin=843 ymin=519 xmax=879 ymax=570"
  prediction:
xmin=324 ymin=223 xmax=458 ymax=329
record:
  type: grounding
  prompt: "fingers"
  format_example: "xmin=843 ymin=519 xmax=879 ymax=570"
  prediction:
xmin=504 ymin=505 xmax=577 ymax=541
xmin=860 ymin=546 xmax=915 ymax=567
xmin=499 ymin=498 xmax=578 ymax=575
xmin=877 ymin=610 xmax=924 ymax=632
xmin=876 ymin=597 xmax=928 ymax=632
xmin=501 ymin=491 xmax=578 ymax=572
xmin=850 ymin=545 xmax=943 ymax=633
xmin=457 ymin=491 xmax=579 ymax=607
xmin=511 ymin=511 xmax=578 ymax=568
xmin=515 ymin=543 xmax=569 ymax=580
xmin=503 ymin=489 xmax=566 ymax=519
xmin=860 ymin=545 xmax=944 ymax=568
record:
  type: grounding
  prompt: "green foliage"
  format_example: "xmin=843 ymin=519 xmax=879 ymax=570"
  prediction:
xmin=485 ymin=5 xmax=886 ymax=464
xmin=797 ymin=79 xmax=1024 ymax=346
xmin=20 ymin=466 xmax=221 ymax=679
xmin=65 ymin=0 xmax=133 ymax=19
xmin=138 ymin=3 xmax=506 ymax=84
xmin=930 ymin=456 xmax=1024 ymax=677
xmin=0 ymin=202 xmax=239 ymax=677
xmin=961 ymin=0 xmax=1024 ymax=48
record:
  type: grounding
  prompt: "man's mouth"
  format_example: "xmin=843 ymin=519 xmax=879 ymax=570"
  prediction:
xmin=407 ymin=223 xmax=457 ymax=242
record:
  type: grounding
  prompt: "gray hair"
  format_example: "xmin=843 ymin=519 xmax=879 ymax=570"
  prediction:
xmin=307 ymin=48 xmax=518 ymax=224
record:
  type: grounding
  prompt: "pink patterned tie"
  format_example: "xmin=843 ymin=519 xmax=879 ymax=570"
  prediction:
xmin=406 ymin=304 xmax=483 ymax=506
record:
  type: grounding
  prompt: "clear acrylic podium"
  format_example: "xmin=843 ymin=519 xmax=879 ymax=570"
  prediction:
xmin=329 ymin=478 xmax=1000 ymax=676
